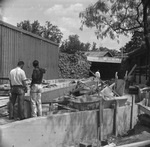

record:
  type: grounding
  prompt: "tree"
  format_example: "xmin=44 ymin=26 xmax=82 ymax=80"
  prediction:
xmin=122 ymin=31 xmax=144 ymax=53
xmin=79 ymin=0 xmax=150 ymax=83
xmin=17 ymin=20 xmax=63 ymax=43
xmin=91 ymin=42 xmax=98 ymax=51
xmin=31 ymin=20 xmax=42 ymax=35
xmin=84 ymin=42 xmax=91 ymax=51
xmin=17 ymin=20 xmax=32 ymax=32
xmin=60 ymin=34 xmax=91 ymax=54
xmin=41 ymin=21 xmax=63 ymax=43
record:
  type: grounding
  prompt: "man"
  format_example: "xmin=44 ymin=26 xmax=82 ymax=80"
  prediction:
xmin=9 ymin=61 xmax=27 ymax=120
xmin=95 ymin=70 xmax=101 ymax=84
xmin=30 ymin=60 xmax=46 ymax=117
xmin=95 ymin=70 xmax=101 ymax=79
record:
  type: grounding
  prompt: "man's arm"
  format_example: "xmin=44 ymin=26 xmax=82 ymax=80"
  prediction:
xmin=21 ymin=71 xmax=28 ymax=92
xmin=9 ymin=72 xmax=12 ymax=87
xmin=41 ymin=68 xmax=46 ymax=74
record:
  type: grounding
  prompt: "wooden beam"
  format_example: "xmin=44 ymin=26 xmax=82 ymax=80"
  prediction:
xmin=117 ymin=140 xmax=150 ymax=147
xmin=114 ymin=100 xmax=119 ymax=136
xmin=127 ymin=64 xmax=137 ymax=77
xmin=0 ymin=97 xmax=9 ymax=108
xmin=138 ymin=104 xmax=150 ymax=116
xmin=97 ymin=80 xmax=104 ymax=143
xmin=130 ymin=95 xmax=135 ymax=129
xmin=55 ymin=103 xmax=79 ymax=111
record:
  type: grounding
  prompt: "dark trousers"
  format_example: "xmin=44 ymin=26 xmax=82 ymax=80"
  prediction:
xmin=9 ymin=86 xmax=25 ymax=120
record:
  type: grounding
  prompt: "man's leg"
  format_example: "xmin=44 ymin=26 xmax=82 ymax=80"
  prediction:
xmin=36 ymin=92 xmax=42 ymax=116
xmin=17 ymin=92 xmax=25 ymax=120
xmin=30 ymin=92 xmax=38 ymax=117
xmin=9 ymin=93 xmax=17 ymax=119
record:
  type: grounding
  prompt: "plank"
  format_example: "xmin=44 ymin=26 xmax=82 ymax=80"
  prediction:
xmin=130 ymin=95 xmax=135 ymax=129
xmin=114 ymin=100 xmax=119 ymax=136
xmin=0 ymin=96 xmax=9 ymax=108
xmin=138 ymin=104 xmax=150 ymax=116
xmin=117 ymin=140 xmax=150 ymax=147
xmin=127 ymin=64 xmax=137 ymax=77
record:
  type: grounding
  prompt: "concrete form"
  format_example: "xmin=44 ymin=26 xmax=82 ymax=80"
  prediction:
xmin=0 ymin=102 xmax=138 ymax=147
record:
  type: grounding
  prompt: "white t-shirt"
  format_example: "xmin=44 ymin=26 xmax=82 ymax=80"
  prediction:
xmin=10 ymin=67 xmax=27 ymax=86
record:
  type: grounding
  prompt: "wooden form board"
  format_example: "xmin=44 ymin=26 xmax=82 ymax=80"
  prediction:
xmin=0 ymin=97 xmax=9 ymax=108
xmin=117 ymin=140 xmax=150 ymax=147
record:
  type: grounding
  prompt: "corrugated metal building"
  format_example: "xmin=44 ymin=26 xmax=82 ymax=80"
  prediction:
xmin=0 ymin=21 xmax=59 ymax=80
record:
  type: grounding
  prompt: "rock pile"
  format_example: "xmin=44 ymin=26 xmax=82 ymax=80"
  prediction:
xmin=59 ymin=52 xmax=91 ymax=79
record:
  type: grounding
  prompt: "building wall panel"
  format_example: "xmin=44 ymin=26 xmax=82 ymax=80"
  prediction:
xmin=0 ymin=26 xmax=2 ymax=77
xmin=0 ymin=21 xmax=59 ymax=79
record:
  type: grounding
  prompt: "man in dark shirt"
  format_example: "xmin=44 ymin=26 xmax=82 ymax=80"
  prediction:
xmin=30 ymin=60 xmax=46 ymax=117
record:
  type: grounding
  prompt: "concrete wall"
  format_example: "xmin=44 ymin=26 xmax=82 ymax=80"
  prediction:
xmin=0 ymin=105 xmax=138 ymax=147
xmin=0 ymin=111 xmax=98 ymax=147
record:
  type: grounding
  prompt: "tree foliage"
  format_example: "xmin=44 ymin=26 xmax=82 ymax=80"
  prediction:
xmin=79 ymin=0 xmax=146 ymax=40
xmin=59 ymin=34 xmax=91 ymax=54
xmin=17 ymin=20 xmax=63 ymax=43
xmin=91 ymin=42 xmax=97 ymax=51
xmin=121 ymin=32 xmax=144 ymax=53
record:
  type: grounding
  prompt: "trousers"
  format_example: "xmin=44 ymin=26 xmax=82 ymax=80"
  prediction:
xmin=9 ymin=86 xmax=25 ymax=120
xmin=30 ymin=84 xmax=43 ymax=117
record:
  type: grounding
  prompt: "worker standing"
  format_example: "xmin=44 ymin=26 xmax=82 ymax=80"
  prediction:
xmin=9 ymin=61 xmax=27 ymax=120
xmin=95 ymin=70 xmax=101 ymax=91
xmin=95 ymin=70 xmax=101 ymax=83
xmin=30 ymin=60 xmax=46 ymax=117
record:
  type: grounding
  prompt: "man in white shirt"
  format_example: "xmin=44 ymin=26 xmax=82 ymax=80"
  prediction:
xmin=9 ymin=61 xmax=27 ymax=120
xmin=95 ymin=70 xmax=101 ymax=84
xmin=95 ymin=70 xmax=101 ymax=79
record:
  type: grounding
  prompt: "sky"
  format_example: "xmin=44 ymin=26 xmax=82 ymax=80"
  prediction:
xmin=1 ymin=0 xmax=131 ymax=50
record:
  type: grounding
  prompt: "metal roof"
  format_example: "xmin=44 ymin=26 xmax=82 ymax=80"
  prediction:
xmin=85 ymin=51 xmax=121 ymax=63
xmin=87 ymin=56 xmax=121 ymax=63
xmin=84 ymin=51 xmax=113 ymax=57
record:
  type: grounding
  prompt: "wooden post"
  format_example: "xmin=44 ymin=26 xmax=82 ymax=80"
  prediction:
xmin=130 ymin=95 xmax=135 ymax=129
xmin=114 ymin=100 xmax=119 ymax=136
xmin=97 ymin=81 xmax=104 ymax=143
xmin=138 ymin=59 xmax=141 ymax=84
xmin=145 ymin=91 xmax=150 ymax=106
xmin=99 ymin=98 xmax=104 ymax=141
